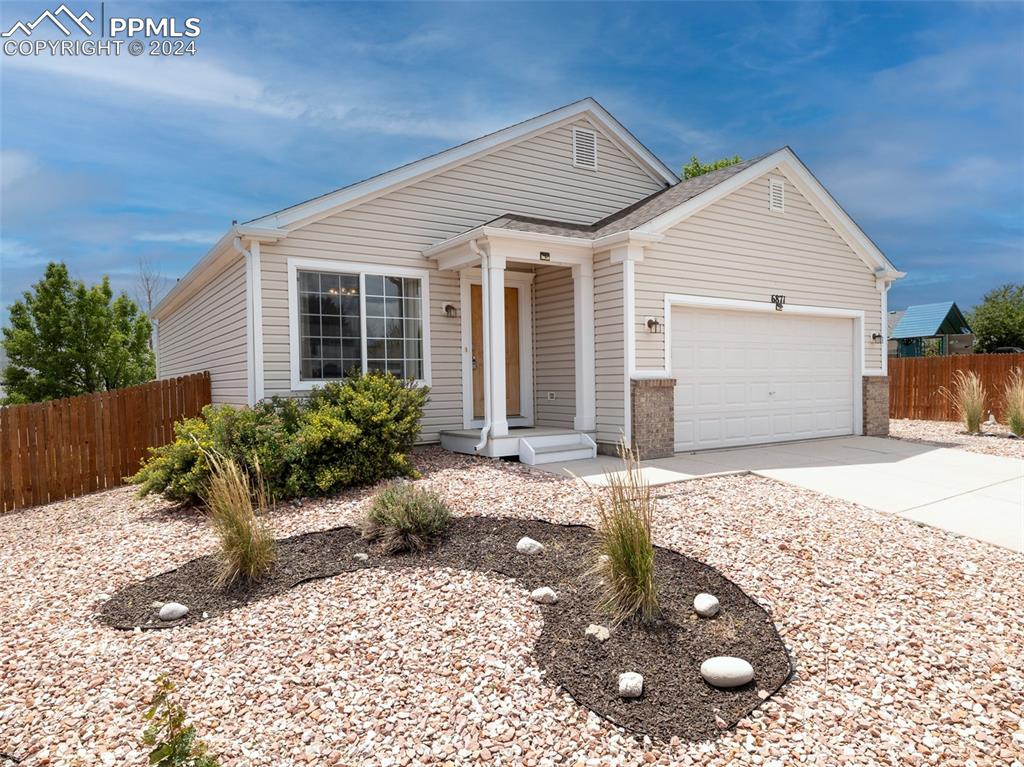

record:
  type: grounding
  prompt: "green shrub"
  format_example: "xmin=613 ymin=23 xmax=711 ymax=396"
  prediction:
xmin=131 ymin=402 xmax=289 ymax=504
xmin=589 ymin=445 xmax=661 ymax=626
xmin=131 ymin=373 xmax=428 ymax=505
xmin=142 ymin=675 xmax=220 ymax=767
xmin=1004 ymin=368 xmax=1024 ymax=437
xmin=205 ymin=454 xmax=277 ymax=588
xmin=361 ymin=483 xmax=451 ymax=554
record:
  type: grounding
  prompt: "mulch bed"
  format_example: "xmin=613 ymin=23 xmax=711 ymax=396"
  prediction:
xmin=98 ymin=517 xmax=793 ymax=743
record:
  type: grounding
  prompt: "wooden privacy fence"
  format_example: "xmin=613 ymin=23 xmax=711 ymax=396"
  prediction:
xmin=0 ymin=372 xmax=211 ymax=513
xmin=889 ymin=353 xmax=1024 ymax=421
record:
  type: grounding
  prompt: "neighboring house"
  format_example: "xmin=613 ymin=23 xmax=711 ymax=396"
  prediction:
xmin=153 ymin=98 xmax=903 ymax=463
xmin=889 ymin=302 xmax=973 ymax=357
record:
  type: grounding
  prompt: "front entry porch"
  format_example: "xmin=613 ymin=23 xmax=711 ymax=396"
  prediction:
xmin=440 ymin=427 xmax=597 ymax=465
xmin=425 ymin=227 xmax=599 ymax=464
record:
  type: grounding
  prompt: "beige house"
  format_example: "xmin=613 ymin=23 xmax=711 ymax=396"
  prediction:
xmin=153 ymin=99 xmax=903 ymax=464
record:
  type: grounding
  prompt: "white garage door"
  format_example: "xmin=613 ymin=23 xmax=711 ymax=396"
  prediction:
xmin=671 ymin=307 xmax=855 ymax=451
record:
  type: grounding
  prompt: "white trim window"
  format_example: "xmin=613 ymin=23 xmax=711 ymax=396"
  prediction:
xmin=288 ymin=258 xmax=431 ymax=390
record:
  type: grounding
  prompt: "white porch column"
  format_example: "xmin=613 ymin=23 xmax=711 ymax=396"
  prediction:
xmin=572 ymin=262 xmax=596 ymax=431
xmin=485 ymin=250 xmax=509 ymax=437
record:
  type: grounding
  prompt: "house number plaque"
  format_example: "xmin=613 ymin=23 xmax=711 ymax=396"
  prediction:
xmin=771 ymin=294 xmax=786 ymax=311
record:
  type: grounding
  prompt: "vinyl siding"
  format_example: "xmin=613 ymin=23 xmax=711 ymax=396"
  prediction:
xmin=259 ymin=117 xmax=664 ymax=442
xmin=533 ymin=266 xmax=575 ymax=428
xmin=634 ymin=168 xmax=884 ymax=373
xmin=157 ymin=256 xmax=248 ymax=405
xmin=594 ymin=250 xmax=625 ymax=446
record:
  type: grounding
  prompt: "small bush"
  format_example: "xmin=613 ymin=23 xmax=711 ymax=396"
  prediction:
xmin=204 ymin=454 xmax=276 ymax=588
xmin=142 ymin=675 xmax=220 ymax=767
xmin=361 ymin=483 xmax=450 ymax=554
xmin=131 ymin=402 xmax=290 ymax=504
xmin=131 ymin=373 xmax=428 ymax=505
xmin=940 ymin=370 xmax=987 ymax=434
xmin=1004 ymin=368 xmax=1024 ymax=437
xmin=589 ymin=445 xmax=661 ymax=626
xmin=285 ymin=376 xmax=426 ymax=495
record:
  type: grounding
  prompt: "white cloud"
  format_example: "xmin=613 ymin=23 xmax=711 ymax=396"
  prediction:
xmin=2 ymin=46 xmax=510 ymax=144
xmin=3 ymin=52 xmax=309 ymax=119
xmin=0 ymin=150 xmax=37 ymax=192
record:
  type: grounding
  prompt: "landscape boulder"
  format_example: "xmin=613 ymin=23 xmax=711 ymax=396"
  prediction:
xmin=700 ymin=656 xmax=754 ymax=688
xmin=158 ymin=602 xmax=188 ymax=621
xmin=693 ymin=593 xmax=720 ymax=618
xmin=529 ymin=587 xmax=558 ymax=604
xmin=516 ymin=537 xmax=544 ymax=555
xmin=618 ymin=672 xmax=643 ymax=698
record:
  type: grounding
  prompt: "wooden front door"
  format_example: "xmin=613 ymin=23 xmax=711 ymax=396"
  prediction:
xmin=471 ymin=284 xmax=521 ymax=419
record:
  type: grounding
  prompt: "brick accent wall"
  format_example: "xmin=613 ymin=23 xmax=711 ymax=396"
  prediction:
xmin=630 ymin=378 xmax=676 ymax=459
xmin=863 ymin=375 xmax=889 ymax=437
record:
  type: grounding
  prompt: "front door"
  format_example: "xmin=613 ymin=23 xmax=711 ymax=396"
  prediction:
xmin=471 ymin=284 xmax=521 ymax=419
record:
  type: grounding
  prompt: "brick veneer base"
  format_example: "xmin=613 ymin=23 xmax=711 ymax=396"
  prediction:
xmin=862 ymin=375 xmax=889 ymax=437
xmin=630 ymin=378 xmax=676 ymax=459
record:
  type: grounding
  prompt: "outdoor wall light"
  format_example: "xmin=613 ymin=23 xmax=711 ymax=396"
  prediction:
xmin=646 ymin=317 xmax=663 ymax=333
xmin=871 ymin=332 xmax=883 ymax=342
xmin=443 ymin=303 xmax=458 ymax=319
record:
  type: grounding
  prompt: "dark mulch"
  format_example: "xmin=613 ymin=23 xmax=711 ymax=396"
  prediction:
xmin=98 ymin=517 xmax=793 ymax=742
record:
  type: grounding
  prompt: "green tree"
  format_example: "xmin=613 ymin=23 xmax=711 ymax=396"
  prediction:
xmin=968 ymin=283 xmax=1024 ymax=353
xmin=1 ymin=262 xmax=155 ymax=404
xmin=682 ymin=154 xmax=744 ymax=179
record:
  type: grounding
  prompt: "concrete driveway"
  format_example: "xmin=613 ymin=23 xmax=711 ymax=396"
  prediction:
xmin=536 ymin=436 xmax=1024 ymax=552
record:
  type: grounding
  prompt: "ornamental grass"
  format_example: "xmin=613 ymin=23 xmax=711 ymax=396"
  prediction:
xmin=940 ymin=369 xmax=987 ymax=434
xmin=203 ymin=454 xmax=277 ymax=588
xmin=588 ymin=445 xmax=661 ymax=626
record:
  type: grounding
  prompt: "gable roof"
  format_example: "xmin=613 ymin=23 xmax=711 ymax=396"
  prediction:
xmin=484 ymin=152 xmax=773 ymax=239
xmin=246 ymin=97 xmax=677 ymax=230
xmin=891 ymin=302 xmax=971 ymax=339
xmin=428 ymin=146 xmax=902 ymax=278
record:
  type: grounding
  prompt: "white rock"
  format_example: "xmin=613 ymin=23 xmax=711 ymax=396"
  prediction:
xmin=516 ymin=536 xmax=544 ymax=555
xmin=353 ymin=552 xmax=369 ymax=562
xmin=700 ymin=656 xmax=754 ymax=687
xmin=693 ymin=593 xmax=720 ymax=617
xmin=150 ymin=601 xmax=165 ymax=609
xmin=158 ymin=602 xmax=188 ymax=621
xmin=585 ymin=624 xmax=610 ymax=642
xmin=618 ymin=672 xmax=643 ymax=698
xmin=529 ymin=587 xmax=558 ymax=604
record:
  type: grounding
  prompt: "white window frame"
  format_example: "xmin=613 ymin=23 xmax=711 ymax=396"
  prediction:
xmin=287 ymin=257 xmax=432 ymax=391
xmin=572 ymin=127 xmax=598 ymax=170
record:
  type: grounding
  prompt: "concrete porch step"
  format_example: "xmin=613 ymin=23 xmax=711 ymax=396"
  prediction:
xmin=519 ymin=433 xmax=597 ymax=465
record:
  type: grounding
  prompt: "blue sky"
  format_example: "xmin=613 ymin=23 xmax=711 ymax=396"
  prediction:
xmin=1 ymin=1 xmax=1022 ymax=324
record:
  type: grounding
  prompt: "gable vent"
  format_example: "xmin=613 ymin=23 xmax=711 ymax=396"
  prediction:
xmin=572 ymin=127 xmax=597 ymax=169
xmin=769 ymin=177 xmax=785 ymax=212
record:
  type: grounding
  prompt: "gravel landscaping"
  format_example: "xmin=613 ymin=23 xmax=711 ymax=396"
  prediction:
xmin=98 ymin=517 xmax=792 ymax=743
xmin=2 ymin=447 xmax=1023 ymax=766
xmin=890 ymin=418 xmax=1024 ymax=459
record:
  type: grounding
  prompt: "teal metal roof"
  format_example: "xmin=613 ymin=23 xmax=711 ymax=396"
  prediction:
xmin=891 ymin=302 xmax=971 ymax=339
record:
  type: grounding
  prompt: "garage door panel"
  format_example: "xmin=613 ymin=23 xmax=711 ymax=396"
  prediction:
xmin=672 ymin=307 xmax=855 ymax=451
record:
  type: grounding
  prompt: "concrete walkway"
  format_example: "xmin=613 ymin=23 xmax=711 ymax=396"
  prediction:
xmin=536 ymin=436 xmax=1024 ymax=552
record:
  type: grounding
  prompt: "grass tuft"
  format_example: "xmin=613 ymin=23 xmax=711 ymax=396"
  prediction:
xmin=361 ymin=483 xmax=451 ymax=554
xmin=204 ymin=454 xmax=277 ymax=588
xmin=1004 ymin=368 xmax=1024 ymax=437
xmin=588 ymin=444 xmax=661 ymax=626
xmin=940 ymin=370 xmax=987 ymax=434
